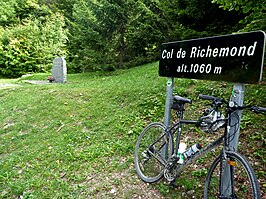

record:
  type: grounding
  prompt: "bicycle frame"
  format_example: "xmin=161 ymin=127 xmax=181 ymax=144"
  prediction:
xmin=168 ymin=121 xmax=224 ymax=176
xmin=177 ymin=136 xmax=224 ymax=176
xmin=168 ymin=100 xmax=247 ymax=177
xmin=166 ymin=105 xmax=228 ymax=176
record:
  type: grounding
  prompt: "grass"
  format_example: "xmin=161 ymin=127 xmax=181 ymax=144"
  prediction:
xmin=0 ymin=62 xmax=265 ymax=198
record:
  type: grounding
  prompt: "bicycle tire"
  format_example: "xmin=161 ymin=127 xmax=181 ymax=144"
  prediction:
xmin=204 ymin=151 xmax=261 ymax=199
xmin=134 ymin=122 xmax=174 ymax=183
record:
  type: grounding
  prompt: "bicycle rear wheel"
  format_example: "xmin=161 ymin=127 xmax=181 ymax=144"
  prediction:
xmin=204 ymin=151 xmax=261 ymax=199
xmin=134 ymin=122 xmax=174 ymax=183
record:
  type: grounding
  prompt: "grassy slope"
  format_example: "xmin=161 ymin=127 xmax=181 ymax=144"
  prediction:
xmin=0 ymin=62 xmax=265 ymax=198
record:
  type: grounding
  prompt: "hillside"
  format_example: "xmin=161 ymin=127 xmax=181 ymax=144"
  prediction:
xmin=0 ymin=62 xmax=265 ymax=198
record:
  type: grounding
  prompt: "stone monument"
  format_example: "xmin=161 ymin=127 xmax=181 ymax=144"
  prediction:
xmin=52 ymin=57 xmax=67 ymax=83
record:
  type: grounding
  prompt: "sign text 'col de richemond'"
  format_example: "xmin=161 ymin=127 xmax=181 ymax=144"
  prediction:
xmin=159 ymin=31 xmax=266 ymax=84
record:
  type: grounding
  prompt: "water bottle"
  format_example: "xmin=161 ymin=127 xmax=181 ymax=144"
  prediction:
xmin=177 ymin=143 xmax=187 ymax=164
xmin=183 ymin=143 xmax=202 ymax=159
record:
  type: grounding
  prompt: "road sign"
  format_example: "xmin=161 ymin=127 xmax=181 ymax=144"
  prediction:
xmin=159 ymin=31 xmax=266 ymax=84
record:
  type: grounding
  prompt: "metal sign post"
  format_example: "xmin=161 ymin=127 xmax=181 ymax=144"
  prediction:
xmin=220 ymin=83 xmax=245 ymax=197
xmin=228 ymin=83 xmax=245 ymax=150
xmin=164 ymin=78 xmax=174 ymax=128
xmin=162 ymin=78 xmax=174 ymax=159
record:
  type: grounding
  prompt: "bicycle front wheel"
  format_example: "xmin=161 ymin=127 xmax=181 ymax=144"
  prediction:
xmin=134 ymin=122 xmax=174 ymax=183
xmin=204 ymin=151 xmax=261 ymax=199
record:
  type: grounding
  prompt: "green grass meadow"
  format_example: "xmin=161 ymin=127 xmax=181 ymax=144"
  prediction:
xmin=0 ymin=62 xmax=265 ymax=198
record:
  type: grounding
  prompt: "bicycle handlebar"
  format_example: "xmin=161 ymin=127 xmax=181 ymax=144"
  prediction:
xmin=198 ymin=94 xmax=225 ymax=107
xmin=198 ymin=94 xmax=216 ymax=101
xmin=198 ymin=94 xmax=266 ymax=114
xmin=250 ymin=106 xmax=266 ymax=114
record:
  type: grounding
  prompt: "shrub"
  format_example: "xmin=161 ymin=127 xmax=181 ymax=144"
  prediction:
xmin=0 ymin=12 xmax=68 ymax=77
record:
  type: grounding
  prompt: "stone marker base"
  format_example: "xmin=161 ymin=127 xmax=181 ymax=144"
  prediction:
xmin=24 ymin=80 xmax=69 ymax=85
xmin=24 ymin=80 xmax=53 ymax=85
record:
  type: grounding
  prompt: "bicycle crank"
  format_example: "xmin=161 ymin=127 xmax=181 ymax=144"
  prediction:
xmin=164 ymin=155 xmax=180 ymax=182
xmin=164 ymin=164 xmax=178 ymax=182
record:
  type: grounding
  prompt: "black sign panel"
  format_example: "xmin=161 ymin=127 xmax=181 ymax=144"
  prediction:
xmin=159 ymin=31 xmax=266 ymax=84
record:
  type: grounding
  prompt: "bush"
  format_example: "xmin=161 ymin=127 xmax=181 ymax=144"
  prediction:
xmin=0 ymin=12 xmax=68 ymax=77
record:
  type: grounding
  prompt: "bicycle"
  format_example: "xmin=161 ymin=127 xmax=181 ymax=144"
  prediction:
xmin=134 ymin=94 xmax=266 ymax=198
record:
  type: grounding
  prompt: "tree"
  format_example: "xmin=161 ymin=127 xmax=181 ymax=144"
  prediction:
xmin=0 ymin=0 xmax=68 ymax=77
xmin=212 ymin=0 xmax=265 ymax=31
xmin=0 ymin=0 xmax=17 ymax=26
xmin=124 ymin=0 xmax=170 ymax=65
xmin=70 ymin=0 xmax=140 ymax=71
xmin=158 ymin=0 xmax=245 ymax=40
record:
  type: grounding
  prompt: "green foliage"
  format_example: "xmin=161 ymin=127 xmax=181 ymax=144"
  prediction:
xmin=68 ymin=0 xmax=250 ymax=73
xmin=0 ymin=0 xmax=17 ymax=25
xmin=68 ymin=0 xmax=165 ymax=72
xmin=68 ymin=0 xmax=114 ymax=72
xmin=0 ymin=0 xmax=68 ymax=77
xmin=0 ymin=0 xmax=48 ymax=26
xmin=125 ymin=1 xmax=168 ymax=65
xmin=159 ymin=0 xmax=245 ymax=40
xmin=212 ymin=0 xmax=266 ymax=31
xmin=0 ymin=15 xmax=68 ymax=77
xmin=192 ymin=168 xmax=208 ymax=177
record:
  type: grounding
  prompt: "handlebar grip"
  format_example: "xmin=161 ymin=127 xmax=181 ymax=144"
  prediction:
xmin=257 ymin=106 xmax=266 ymax=113
xmin=199 ymin=94 xmax=215 ymax=100
xmin=251 ymin=106 xmax=266 ymax=113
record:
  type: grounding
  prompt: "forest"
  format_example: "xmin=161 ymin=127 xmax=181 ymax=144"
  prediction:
xmin=0 ymin=0 xmax=265 ymax=77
